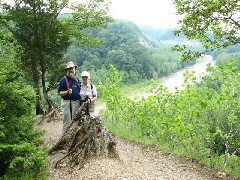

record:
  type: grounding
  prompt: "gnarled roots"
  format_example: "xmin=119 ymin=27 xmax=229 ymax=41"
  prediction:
xmin=48 ymin=104 xmax=119 ymax=168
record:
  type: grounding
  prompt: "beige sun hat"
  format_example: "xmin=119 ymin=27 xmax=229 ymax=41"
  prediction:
xmin=64 ymin=61 xmax=77 ymax=70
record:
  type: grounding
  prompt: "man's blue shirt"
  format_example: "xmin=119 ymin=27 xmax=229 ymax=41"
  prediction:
xmin=58 ymin=76 xmax=81 ymax=101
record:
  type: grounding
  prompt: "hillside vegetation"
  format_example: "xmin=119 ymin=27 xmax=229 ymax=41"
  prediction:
xmin=101 ymin=63 xmax=240 ymax=178
xmin=213 ymin=43 xmax=240 ymax=67
xmin=65 ymin=20 xmax=197 ymax=85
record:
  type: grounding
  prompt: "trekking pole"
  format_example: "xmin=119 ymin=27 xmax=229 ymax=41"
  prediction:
xmin=68 ymin=89 xmax=72 ymax=120
xmin=79 ymin=101 xmax=89 ymax=116
xmin=86 ymin=102 xmax=90 ymax=115
xmin=82 ymin=96 xmax=90 ymax=115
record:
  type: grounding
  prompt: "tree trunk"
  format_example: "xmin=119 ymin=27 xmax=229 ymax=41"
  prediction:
xmin=32 ymin=66 xmax=43 ymax=115
xmin=40 ymin=63 xmax=60 ymax=123
xmin=49 ymin=103 xmax=119 ymax=168
xmin=41 ymin=68 xmax=57 ymax=111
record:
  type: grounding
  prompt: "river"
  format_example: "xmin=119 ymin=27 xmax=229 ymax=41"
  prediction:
xmin=132 ymin=55 xmax=215 ymax=99
xmin=161 ymin=55 xmax=214 ymax=92
xmin=95 ymin=55 xmax=215 ymax=112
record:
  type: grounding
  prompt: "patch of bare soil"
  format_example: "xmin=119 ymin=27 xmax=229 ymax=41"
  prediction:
xmin=38 ymin=118 xmax=224 ymax=180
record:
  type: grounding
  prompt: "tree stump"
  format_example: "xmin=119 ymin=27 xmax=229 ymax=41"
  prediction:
xmin=48 ymin=103 xmax=119 ymax=168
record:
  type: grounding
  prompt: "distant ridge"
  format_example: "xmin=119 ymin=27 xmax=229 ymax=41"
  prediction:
xmin=139 ymin=26 xmax=185 ymax=41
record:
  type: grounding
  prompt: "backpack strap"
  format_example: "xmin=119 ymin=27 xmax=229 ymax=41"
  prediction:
xmin=74 ymin=77 xmax=81 ymax=89
xmin=64 ymin=76 xmax=81 ymax=90
xmin=90 ymin=83 xmax=93 ymax=90
xmin=77 ymin=80 xmax=81 ymax=90
xmin=64 ymin=76 xmax=70 ymax=89
xmin=74 ymin=76 xmax=78 ymax=82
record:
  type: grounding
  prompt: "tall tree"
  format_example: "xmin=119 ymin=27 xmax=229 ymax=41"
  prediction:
xmin=0 ymin=27 xmax=47 ymax=179
xmin=0 ymin=0 xmax=112 ymax=114
xmin=173 ymin=0 xmax=240 ymax=60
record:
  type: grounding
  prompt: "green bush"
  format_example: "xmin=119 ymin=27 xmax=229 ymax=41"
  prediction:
xmin=101 ymin=61 xmax=240 ymax=178
xmin=0 ymin=30 xmax=47 ymax=179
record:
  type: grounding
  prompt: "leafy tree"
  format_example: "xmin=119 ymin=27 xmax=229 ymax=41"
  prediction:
xmin=0 ymin=28 xmax=47 ymax=179
xmin=0 ymin=0 xmax=112 ymax=114
xmin=173 ymin=0 xmax=240 ymax=60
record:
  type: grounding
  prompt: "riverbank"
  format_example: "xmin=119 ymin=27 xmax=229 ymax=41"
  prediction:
xmin=97 ymin=55 xmax=214 ymax=109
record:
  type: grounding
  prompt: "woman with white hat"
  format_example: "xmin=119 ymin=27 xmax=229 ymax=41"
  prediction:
xmin=79 ymin=71 xmax=97 ymax=116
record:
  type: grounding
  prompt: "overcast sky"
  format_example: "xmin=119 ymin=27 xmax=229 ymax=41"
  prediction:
xmin=1 ymin=0 xmax=180 ymax=28
xmin=109 ymin=0 xmax=180 ymax=28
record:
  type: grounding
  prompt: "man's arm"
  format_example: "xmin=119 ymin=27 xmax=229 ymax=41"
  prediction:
xmin=58 ymin=78 xmax=72 ymax=96
xmin=59 ymin=90 xmax=70 ymax=96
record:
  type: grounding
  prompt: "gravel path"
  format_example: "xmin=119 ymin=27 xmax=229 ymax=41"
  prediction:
xmin=38 ymin=119 xmax=218 ymax=180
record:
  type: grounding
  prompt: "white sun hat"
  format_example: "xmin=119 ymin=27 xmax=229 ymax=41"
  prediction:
xmin=64 ymin=61 xmax=77 ymax=70
xmin=81 ymin=71 xmax=90 ymax=79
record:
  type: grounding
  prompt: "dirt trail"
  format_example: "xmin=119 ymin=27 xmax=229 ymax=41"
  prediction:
xmin=39 ymin=120 xmax=218 ymax=180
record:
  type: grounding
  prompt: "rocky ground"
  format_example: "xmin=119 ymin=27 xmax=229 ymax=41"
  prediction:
xmin=37 ymin=118 xmax=230 ymax=180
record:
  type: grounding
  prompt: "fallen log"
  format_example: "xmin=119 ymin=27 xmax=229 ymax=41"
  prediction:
xmin=49 ymin=103 xmax=119 ymax=168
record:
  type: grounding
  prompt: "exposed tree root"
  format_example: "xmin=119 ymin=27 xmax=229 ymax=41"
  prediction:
xmin=49 ymin=104 xmax=119 ymax=168
xmin=45 ymin=108 xmax=61 ymax=123
xmin=35 ymin=107 xmax=61 ymax=125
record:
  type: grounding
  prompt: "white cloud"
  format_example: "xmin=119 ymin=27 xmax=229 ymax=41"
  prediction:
xmin=1 ymin=0 xmax=180 ymax=28
xmin=109 ymin=0 xmax=181 ymax=28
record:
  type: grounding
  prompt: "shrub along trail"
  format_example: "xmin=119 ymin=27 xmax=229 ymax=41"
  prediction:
xmin=39 ymin=119 xmax=218 ymax=180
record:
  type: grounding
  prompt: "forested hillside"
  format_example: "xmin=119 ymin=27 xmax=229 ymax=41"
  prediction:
xmin=65 ymin=20 xmax=196 ymax=84
xmin=212 ymin=43 xmax=240 ymax=66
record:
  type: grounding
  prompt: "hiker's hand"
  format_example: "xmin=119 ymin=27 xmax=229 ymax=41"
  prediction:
xmin=67 ymin=88 xmax=72 ymax=95
xmin=86 ymin=99 xmax=91 ymax=104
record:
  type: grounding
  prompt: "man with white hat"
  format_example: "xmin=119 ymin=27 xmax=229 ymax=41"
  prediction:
xmin=58 ymin=61 xmax=81 ymax=133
